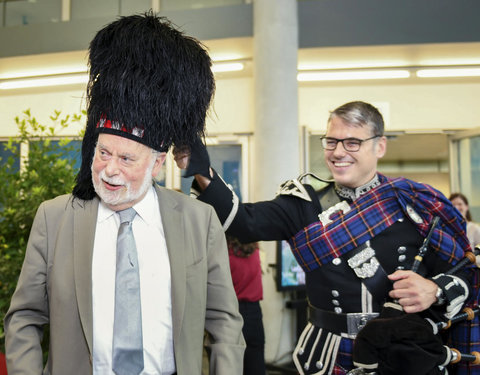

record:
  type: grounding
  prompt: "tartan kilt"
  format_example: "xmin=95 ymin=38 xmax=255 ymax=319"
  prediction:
xmin=448 ymin=267 xmax=480 ymax=375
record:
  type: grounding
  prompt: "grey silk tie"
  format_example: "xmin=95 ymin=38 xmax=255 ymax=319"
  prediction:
xmin=112 ymin=208 xmax=144 ymax=375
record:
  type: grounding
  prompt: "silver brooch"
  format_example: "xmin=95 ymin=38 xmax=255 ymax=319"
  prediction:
xmin=318 ymin=200 xmax=351 ymax=226
xmin=406 ymin=204 xmax=423 ymax=224
xmin=347 ymin=243 xmax=379 ymax=279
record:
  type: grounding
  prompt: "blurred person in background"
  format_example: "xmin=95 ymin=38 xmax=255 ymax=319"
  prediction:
xmin=450 ymin=192 xmax=480 ymax=261
xmin=227 ymin=235 xmax=266 ymax=375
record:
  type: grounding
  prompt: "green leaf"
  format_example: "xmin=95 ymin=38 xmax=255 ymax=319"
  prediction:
xmin=0 ymin=109 xmax=84 ymax=353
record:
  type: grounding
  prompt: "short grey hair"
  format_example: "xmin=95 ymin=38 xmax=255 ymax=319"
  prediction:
xmin=328 ymin=101 xmax=384 ymax=136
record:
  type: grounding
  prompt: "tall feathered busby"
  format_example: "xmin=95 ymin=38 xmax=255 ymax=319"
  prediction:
xmin=73 ymin=12 xmax=215 ymax=200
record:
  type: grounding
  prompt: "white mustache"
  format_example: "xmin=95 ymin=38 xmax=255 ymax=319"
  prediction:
xmin=99 ymin=170 xmax=126 ymax=187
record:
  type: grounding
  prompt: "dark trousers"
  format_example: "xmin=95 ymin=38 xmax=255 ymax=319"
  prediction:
xmin=239 ymin=301 xmax=266 ymax=375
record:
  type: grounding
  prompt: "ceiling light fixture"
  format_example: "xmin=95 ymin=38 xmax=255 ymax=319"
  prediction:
xmin=297 ymin=69 xmax=410 ymax=82
xmin=416 ymin=67 xmax=480 ymax=78
xmin=0 ymin=73 xmax=88 ymax=90
xmin=0 ymin=61 xmax=247 ymax=89
xmin=297 ymin=61 xmax=408 ymax=71
xmin=2 ymin=62 xmax=480 ymax=89
xmin=211 ymin=62 xmax=245 ymax=73
xmin=0 ymin=66 xmax=88 ymax=80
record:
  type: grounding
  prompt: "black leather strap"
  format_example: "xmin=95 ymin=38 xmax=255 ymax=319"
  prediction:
xmin=308 ymin=305 xmax=348 ymax=335
xmin=308 ymin=305 xmax=378 ymax=336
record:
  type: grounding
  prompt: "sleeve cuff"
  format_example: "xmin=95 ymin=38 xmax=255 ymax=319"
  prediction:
xmin=196 ymin=169 xmax=239 ymax=230
xmin=432 ymin=273 xmax=469 ymax=319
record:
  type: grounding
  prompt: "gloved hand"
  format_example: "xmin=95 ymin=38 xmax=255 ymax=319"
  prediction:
xmin=353 ymin=304 xmax=445 ymax=375
xmin=173 ymin=137 xmax=211 ymax=179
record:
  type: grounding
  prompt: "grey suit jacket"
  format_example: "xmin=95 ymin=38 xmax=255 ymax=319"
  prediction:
xmin=5 ymin=185 xmax=245 ymax=374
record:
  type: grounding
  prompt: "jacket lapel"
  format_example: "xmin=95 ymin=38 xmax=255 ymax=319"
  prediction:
xmin=73 ymin=197 xmax=99 ymax=354
xmin=155 ymin=185 xmax=186 ymax=346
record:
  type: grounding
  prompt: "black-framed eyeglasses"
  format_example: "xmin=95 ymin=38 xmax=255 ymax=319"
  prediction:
xmin=320 ymin=135 xmax=381 ymax=152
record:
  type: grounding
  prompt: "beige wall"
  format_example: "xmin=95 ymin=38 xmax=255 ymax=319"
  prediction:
xmin=298 ymin=82 xmax=480 ymax=132
xmin=2 ymin=78 xmax=480 ymax=136
xmin=0 ymin=88 xmax=87 ymax=137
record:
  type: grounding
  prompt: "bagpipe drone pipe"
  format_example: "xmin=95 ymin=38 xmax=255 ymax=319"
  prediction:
xmin=347 ymin=216 xmax=480 ymax=375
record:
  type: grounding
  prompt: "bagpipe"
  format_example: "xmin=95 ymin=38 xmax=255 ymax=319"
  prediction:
xmin=348 ymin=216 xmax=480 ymax=375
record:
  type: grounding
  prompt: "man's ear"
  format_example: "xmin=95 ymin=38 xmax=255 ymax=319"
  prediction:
xmin=376 ymin=136 xmax=387 ymax=158
xmin=152 ymin=152 xmax=167 ymax=177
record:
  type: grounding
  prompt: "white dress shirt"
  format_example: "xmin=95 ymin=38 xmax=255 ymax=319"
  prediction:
xmin=92 ymin=186 xmax=175 ymax=374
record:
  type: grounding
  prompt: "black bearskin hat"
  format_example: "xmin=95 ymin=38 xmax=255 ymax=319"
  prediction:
xmin=73 ymin=12 xmax=215 ymax=200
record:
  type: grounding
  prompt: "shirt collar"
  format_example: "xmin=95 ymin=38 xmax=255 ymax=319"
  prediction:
xmin=335 ymin=174 xmax=381 ymax=201
xmin=97 ymin=185 xmax=159 ymax=226
xmin=133 ymin=185 xmax=159 ymax=227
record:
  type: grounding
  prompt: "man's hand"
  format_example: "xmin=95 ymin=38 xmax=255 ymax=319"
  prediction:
xmin=173 ymin=138 xmax=212 ymax=191
xmin=388 ymin=270 xmax=438 ymax=313
xmin=173 ymin=145 xmax=191 ymax=170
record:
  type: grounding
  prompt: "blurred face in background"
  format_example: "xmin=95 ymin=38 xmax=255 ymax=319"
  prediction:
xmin=451 ymin=196 xmax=469 ymax=219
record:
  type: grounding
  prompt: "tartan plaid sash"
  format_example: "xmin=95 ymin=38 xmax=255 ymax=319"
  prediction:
xmin=288 ymin=174 xmax=470 ymax=273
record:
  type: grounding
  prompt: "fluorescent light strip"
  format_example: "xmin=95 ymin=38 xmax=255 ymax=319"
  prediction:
xmin=298 ymin=69 xmax=410 ymax=82
xmin=211 ymin=62 xmax=245 ymax=73
xmin=0 ymin=66 xmax=88 ymax=80
xmin=2 ymin=64 xmax=479 ymax=89
xmin=416 ymin=67 xmax=480 ymax=78
xmin=0 ymin=73 xmax=88 ymax=90
xmin=0 ymin=62 xmax=246 ymax=89
xmin=298 ymin=61 xmax=408 ymax=71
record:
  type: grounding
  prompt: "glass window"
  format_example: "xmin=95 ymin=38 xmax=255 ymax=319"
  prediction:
xmin=470 ymin=136 xmax=480 ymax=221
xmin=451 ymin=134 xmax=480 ymax=222
xmin=0 ymin=141 xmax=20 ymax=173
xmin=4 ymin=0 xmax=61 ymax=26
xmin=180 ymin=144 xmax=243 ymax=198
xmin=29 ymin=139 xmax=82 ymax=174
xmin=55 ymin=139 xmax=82 ymax=171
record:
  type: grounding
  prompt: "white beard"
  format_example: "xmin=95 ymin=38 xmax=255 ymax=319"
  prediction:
xmin=92 ymin=156 xmax=155 ymax=208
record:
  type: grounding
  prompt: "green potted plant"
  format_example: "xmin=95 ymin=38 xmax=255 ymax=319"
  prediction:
xmin=0 ymin=109 xmax=84 ymax=354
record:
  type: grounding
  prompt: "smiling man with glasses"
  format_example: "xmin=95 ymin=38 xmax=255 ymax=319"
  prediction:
xmin=175 ymin=101 xmax=476 ymax=375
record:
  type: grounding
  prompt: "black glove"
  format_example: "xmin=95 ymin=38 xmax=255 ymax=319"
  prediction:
xmin=183 ymin=137 xmax=211 ymax=179
xmin=353 ymin=304 xmax=445 ymax=375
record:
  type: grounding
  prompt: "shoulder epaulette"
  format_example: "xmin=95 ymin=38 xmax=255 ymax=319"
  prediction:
xmin=275 ymin=178 xmax=312 ymax=202
xmin=297 ymin=172 xmax=334 ymax=185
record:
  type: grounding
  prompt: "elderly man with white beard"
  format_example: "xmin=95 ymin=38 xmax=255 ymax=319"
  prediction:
xmin=4 ymin=12 xmax=244 ymax=375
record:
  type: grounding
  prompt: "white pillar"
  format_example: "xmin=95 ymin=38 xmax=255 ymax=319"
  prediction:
xmin=254 ymin=0 xmax=299 ymax=200
xmin=253 ymin=0 xmax=299 ymax=365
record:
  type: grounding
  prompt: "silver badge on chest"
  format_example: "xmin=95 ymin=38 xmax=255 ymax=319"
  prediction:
xmin=347 ymin=241 xmax=379 ymax=279
xmin=318 ymin=200 xmax=351 ymax=227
